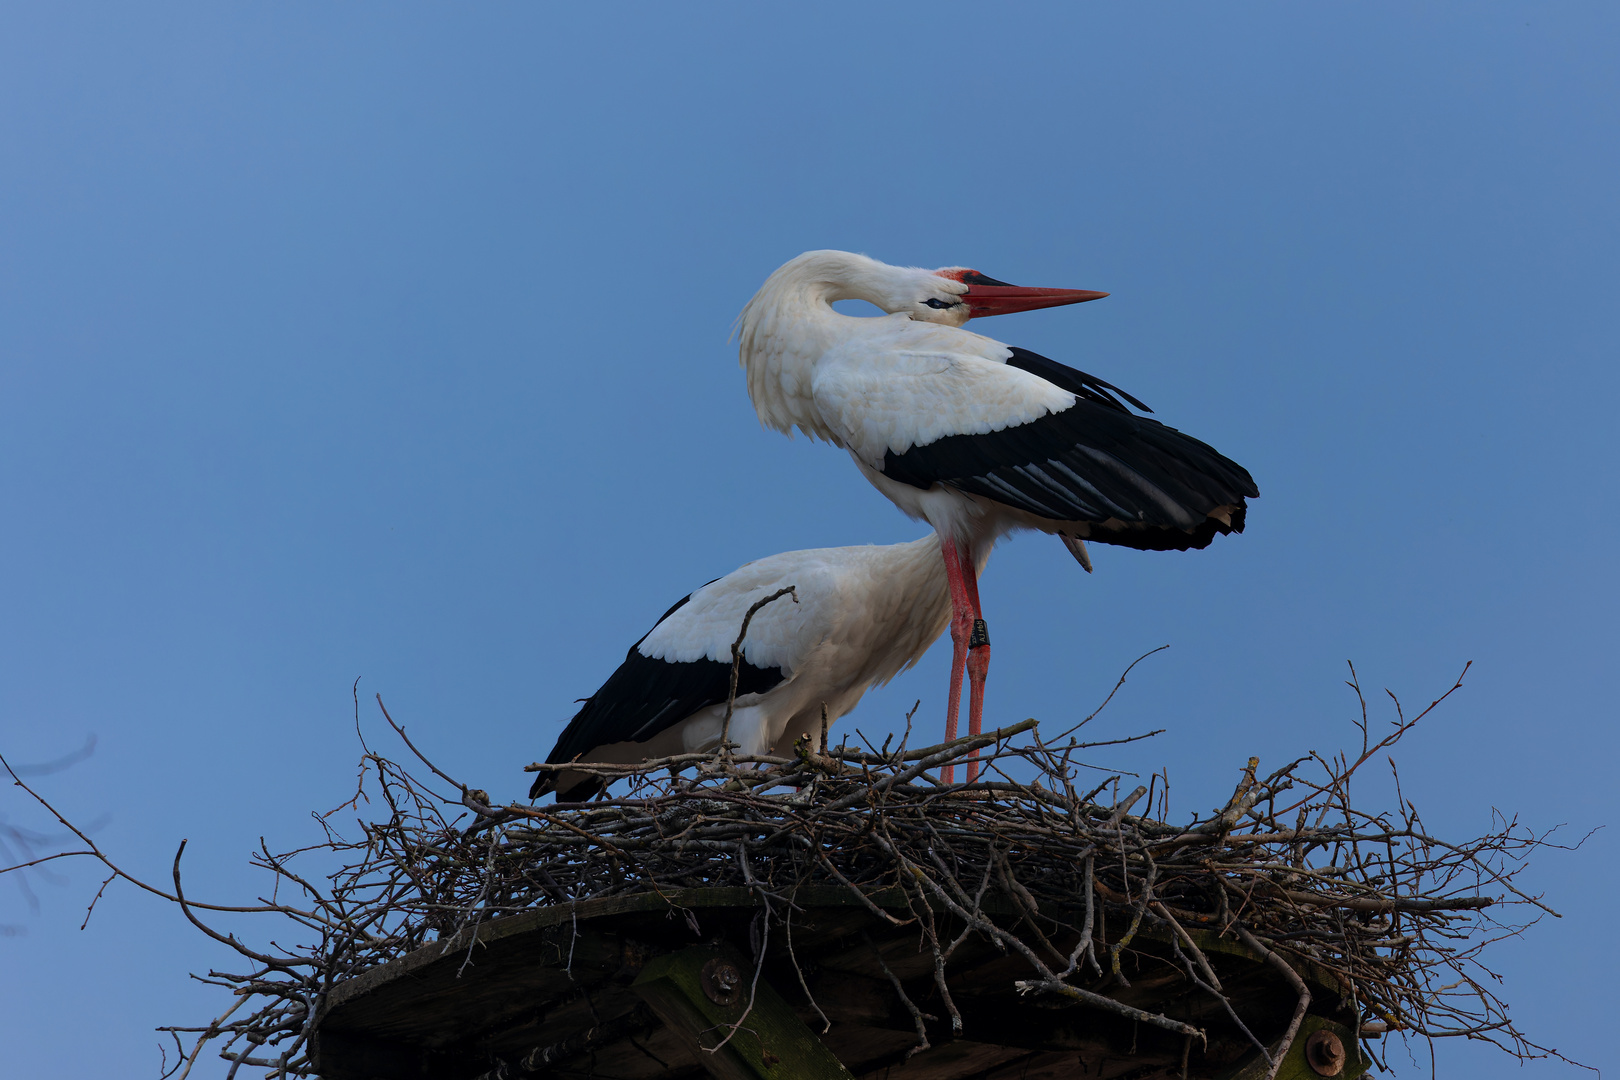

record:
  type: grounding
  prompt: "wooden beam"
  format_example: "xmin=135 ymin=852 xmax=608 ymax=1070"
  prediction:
xmin=1215 ymin=1015 xmax=1369 ymax=1080
xmin=633 ymin=945 xmax=855 ymax=1080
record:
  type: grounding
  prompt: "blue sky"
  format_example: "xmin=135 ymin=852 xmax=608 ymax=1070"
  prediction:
xmin=1 ymin=4 xmax=1614 ymax=1075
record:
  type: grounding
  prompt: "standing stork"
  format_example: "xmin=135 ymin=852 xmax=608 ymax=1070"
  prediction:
xmin=530 ymin=536 xmax=984 ymax=802
xmin=737 ymin=251 xmax=1258 ymax=780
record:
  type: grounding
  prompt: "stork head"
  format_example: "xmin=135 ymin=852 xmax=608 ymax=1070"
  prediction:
xmin=738 ymin=251 xmax=1108 ymax=440
xmin=922 ymin=267 xmax=1109 ymax=326
xmin=747 ymin=251 xmax=1107 ymax=328
xmin=799 ymin=251 xmax=1107 ymax=327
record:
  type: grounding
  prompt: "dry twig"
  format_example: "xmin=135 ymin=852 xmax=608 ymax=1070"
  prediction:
xmin=0 ymin=661 xmax=1583 ymax=1077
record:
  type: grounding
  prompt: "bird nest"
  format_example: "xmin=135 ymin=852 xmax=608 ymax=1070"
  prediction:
xmin=2 ymin=662 xmax=1578 ymax=1079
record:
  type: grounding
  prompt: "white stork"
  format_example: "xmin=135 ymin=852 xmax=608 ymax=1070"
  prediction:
xmin=736 ymin=251 xmax=1258 ymax=780
xmin=530 ymin=536 xmax=982 ymax=802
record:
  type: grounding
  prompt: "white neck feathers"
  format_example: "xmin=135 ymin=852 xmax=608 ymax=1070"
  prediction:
xmin=736 ymin=251 xmax=917 ymax=443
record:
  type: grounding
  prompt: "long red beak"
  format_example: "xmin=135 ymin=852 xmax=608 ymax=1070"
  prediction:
xmin=962 ymin=283 xmax=1109 ymax=318
xmin=936 ymin=269 xmax=1108 ymax=318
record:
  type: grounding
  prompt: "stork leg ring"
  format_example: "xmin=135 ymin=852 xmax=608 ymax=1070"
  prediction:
xmin=954 ymin=540 xmax=991 ymax=784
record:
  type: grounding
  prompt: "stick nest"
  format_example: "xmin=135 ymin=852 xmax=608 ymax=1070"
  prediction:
xmin=3 ymin=661 xmax=1581 ymax=1079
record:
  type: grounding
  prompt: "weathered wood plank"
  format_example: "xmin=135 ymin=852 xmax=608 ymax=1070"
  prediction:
xmin=633 ymin=945 xmax=857 ymax=1080
xmin=310 ymin=887 xmax=1367 ymax=1080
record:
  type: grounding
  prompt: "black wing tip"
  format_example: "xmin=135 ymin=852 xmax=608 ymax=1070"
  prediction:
xmin=1093 ymin=502 xmax=1251 ymax=552
xmin=1230 ymin=465 xmax=1261 ymax=501
xmin=528 ymin=770 xmax=604 ymax=803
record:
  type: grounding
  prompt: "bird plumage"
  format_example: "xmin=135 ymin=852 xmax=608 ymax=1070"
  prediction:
xmin=736 ymin=250 xmax=1258 ymax=781
xmin=737 ymin=250 xmax=1258 ymax=556
xmin=878 ymin=347 xmax=1253 ymax=550
xmin=532 ymin=537 xmax=981 ymax=802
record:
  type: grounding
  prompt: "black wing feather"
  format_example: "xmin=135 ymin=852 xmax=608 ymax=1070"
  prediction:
xmin=882 ymin=354 xmax=1258 ymax=552
xmin=532 ymin=591 xmax=785 ymax=800
xmin=1004 ymin=347 xmax=1153 ymax=413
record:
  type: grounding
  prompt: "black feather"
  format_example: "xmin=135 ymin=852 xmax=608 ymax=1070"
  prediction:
xmin=1004 ymin=347 xmax=1153 ymax=413
xmin=881 ymin=383 xmax=1258 ymax=552
xmin=531 ymin=592 xmax=785 ymax=801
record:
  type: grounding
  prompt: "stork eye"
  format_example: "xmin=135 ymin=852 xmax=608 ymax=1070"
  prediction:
xmin=923 ymin=298 xmax=961 ymax=310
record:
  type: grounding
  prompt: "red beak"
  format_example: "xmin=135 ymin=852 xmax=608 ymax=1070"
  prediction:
xmin=936 ymin=269 xmax=1108 ymax=318
xmin=963 ymin=283 xmax=1109 ymax=318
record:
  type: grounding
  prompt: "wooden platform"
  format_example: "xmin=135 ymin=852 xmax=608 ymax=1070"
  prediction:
xmin=310 ymin=887 xmax=1369 ymax=1080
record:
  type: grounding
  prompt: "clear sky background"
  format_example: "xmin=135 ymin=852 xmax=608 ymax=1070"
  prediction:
xmin=1 ymin=5 xmax=1615 ymax=1076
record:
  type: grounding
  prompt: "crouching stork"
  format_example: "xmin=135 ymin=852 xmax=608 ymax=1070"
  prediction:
xmin=530 ymin=536 xmax=987 ymax=802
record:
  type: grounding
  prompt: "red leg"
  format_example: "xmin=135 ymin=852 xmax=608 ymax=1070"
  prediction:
xmin=960 ymin=548 xmax=990 ymax=783
xmin=938 ymin=536 xmax=975 ymax=785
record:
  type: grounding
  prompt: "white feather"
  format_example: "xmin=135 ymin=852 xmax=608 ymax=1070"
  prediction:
xmin=567 ymin=536 xmax=991 ymax=773
xmin=812 ymin=325 xmax=1073 ymax=466
xmin=737 ymin=250 xmax=1085 ymax=551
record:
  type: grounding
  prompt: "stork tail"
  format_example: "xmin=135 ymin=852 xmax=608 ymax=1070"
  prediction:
xmin=1061 ymin=534 xmax=1094 ymax=573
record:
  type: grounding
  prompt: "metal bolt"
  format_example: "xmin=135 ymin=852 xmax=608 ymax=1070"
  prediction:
xmin=701 ymin=958 xmax=743 ymax=1006
xmin=1305 ymin=1029 xmax=1347 ymax=1076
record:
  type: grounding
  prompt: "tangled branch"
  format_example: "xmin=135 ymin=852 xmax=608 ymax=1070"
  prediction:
xmin=0 ymin=662 xmax=1586 ymax=1077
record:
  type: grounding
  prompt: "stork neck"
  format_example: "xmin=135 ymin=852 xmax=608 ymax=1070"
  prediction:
xmin=737 ymin=265 xmax=895 ymax=443
xmin=745 ymin=272 xmax=876 ymax=351
xmin=762 ymin=281 xmax=847 ymax=344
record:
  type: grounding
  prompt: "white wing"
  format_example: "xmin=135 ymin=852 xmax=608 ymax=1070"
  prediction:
xmin=810 ymin=320 xmax=1075 ymax=467
xmin=637 ymin=549 xmax=845 ymax=672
